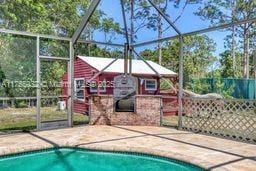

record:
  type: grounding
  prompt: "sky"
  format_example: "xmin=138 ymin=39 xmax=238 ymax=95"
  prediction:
xmin=87 ymin=0 xmax=232 ymax=58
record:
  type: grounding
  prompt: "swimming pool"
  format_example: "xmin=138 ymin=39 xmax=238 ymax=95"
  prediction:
xmin=0 ymin=148 xmax=204 ymax=171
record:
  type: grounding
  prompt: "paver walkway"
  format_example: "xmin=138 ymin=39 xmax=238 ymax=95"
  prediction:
xmin=0 ymin=126 xmax=255 ymax=170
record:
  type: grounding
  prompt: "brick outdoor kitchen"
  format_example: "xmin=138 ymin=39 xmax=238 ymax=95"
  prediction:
xmin=61 ymin=56 xmax=178 ymax=126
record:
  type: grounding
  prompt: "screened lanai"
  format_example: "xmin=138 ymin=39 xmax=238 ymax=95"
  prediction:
xmin=0 ymin=0 xmax=255 ymax=143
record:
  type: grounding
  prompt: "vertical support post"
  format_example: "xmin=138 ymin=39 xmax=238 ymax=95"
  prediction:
xmin=178 ymin=36 xmax=184 ymax=130
xmin=129 ymin=0 xmax=134 ymax=74
xmin=254 ymin=49 xmax=256 ymax=79
xmin=68 ymin=41 xmax=74 ymax=127
xmin=130 ymin=0 xmax=134 ymax=45
xmin=254 ymin=50 xmax=256 ymax=99
xmin=124 ymin=43 xmax=129 ymax=74
xmin=129 ymin=47 xmax=133 ymax=75
xmin=36 ymin=36 xmax=41 ymax=130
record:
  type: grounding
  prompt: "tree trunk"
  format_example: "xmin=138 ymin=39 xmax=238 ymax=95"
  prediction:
xmin=88 ymin=43 xmax=91 ymax=56
xmin=232 ymin=26 xmax=236 ymax=71
xmin=157 ymin=12 xmax=162 ymax=65
xmin=87 ymin=24 xmax=92 ymax=56
xmin=243 ymin=27 xmax=250 ymax=79
xmin=130 ymin=0 xmax=134 ymax=45
xmin=231 ymin=0 xmax=236 ymax=72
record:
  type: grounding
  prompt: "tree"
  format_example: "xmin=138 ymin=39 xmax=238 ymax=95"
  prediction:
xmin=195 ymin=0 xmax=256 ymax=78
xmin=140 ymin=34 xmax=217 ymax=95
xmin=0 ymin=35 xmax=37 ymax=97
xmin=140 ymin=34 xmax=217 ymax=78
xmin=211 ymin=72 xmax=234 ymax=98
xmin=0 ymin=0 xmax=122 ymax=98
xmin=187 ymin=78 xmax=210 ymax=94
xmin=219 ymin=50 xmax=242 ymax=78
xmin=0 ymin=0 xmax=102 ymax=36
xmin=99 ymin=17 xmax=122 ymax=55
xmin=124 ymin=0 xmax=197 ymax=64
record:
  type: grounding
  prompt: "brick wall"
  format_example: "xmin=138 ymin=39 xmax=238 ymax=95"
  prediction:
xmin=89 ymin=95 xmax=161 ymax=126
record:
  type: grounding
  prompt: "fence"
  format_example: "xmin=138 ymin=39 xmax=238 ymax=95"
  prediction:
xmin=182 ymin=97 xmax=256 ymax=143
xmin=0 ymin=96 xmax=61 ymax=109
xmin=190 ymin=78 xmax=256 ymax=99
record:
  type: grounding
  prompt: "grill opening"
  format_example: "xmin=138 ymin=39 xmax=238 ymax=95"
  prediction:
xmin=115 ymin=98 xmax=135 ymax=112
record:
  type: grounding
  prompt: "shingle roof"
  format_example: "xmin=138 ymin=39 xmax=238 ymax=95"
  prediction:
xmin=77 ymin=56 xmax=177 ymax=77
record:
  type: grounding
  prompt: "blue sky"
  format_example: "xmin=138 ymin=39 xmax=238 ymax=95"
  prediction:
xmin=89 ymin=0 xmax=231 ymax=58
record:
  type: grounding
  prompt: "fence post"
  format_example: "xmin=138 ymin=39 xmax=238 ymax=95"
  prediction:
xmin=36 ymin=36 xmax=41 ymax=130
xmin=178 ymin=36 xmax=184 ymax=130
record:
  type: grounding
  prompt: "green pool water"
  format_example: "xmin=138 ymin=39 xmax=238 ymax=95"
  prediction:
xmin=0 ymin=148 xmax=204 ymax=171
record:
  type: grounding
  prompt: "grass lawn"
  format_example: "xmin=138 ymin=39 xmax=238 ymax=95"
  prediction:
xmin=0 ymin=107 xmax=179 ymax=132
xmin=0 ymin=107 xmax=89 ymax=132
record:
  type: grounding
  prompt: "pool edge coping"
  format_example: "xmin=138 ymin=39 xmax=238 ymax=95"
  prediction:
xmin=0 ymin=146 xmax=208 ymax=171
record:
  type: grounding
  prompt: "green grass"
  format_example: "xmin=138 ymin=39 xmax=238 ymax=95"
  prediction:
xmin=0 ymin=107 xmax=89 ymax=132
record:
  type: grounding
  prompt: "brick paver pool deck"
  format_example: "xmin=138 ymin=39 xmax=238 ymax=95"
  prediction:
xmin=0 ymin=126 xmax=255 ymax=170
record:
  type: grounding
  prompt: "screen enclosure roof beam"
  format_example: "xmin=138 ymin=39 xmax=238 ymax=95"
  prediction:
xmin=147 ymin=0 xmax=181 ymax=36
xmin=0 ymin=28 xmax=123 ymax=47
xmin=71 ymin=0 xmax=101 ymax=45
xmin=134 ymin=17 xmax=256 ymax=47
xmin=120 ymin=0 xmax=130 ymax=46
xmin=133 ymin=49 xmax=162 ymax=78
